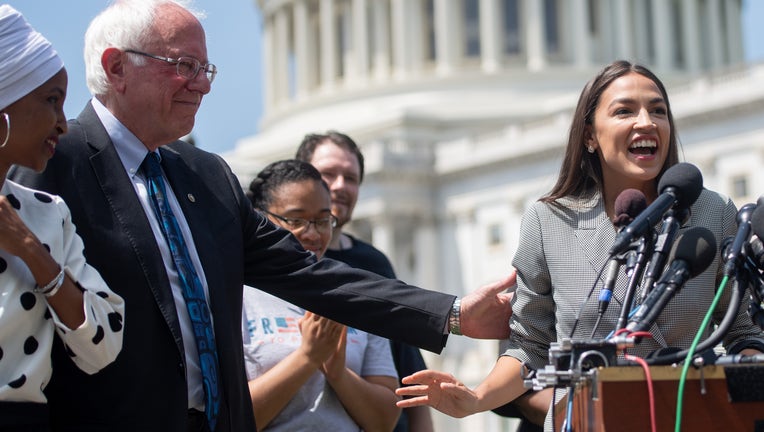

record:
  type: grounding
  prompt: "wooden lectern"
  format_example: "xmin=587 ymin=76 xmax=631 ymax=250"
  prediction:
xmin=554 ymin=364 xmax=764 ymax=431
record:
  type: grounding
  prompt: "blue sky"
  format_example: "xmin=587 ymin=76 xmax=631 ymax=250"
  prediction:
xmin=9 ymin=0 xmax=263 ymax=154
xmin=7 ymin=0 xmax=764 ymax=155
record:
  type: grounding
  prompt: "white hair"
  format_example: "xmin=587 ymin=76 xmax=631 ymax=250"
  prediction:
xmin=84 ymin=0 xmax=204 ymax=96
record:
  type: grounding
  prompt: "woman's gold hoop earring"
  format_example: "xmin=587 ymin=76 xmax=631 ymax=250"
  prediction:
xmin=0 ymin=112 xmax=9 ymax=148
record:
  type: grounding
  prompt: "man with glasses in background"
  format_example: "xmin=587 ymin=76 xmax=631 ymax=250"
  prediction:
xmin=296 ymin=131 xmax=436 ymax=432
xmin=11 ymin=1 xmax=514 ymax=432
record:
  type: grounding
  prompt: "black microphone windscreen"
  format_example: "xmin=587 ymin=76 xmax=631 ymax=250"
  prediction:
xmin=753 ymin=205 xmax=764 ymax=240
xmin=657 ymin=163 xmax=703 ymax=209
xmin=670 ymin=226 xmax=717 ymax=277
xmin=613 ymin=189 xmax=647 ymax=228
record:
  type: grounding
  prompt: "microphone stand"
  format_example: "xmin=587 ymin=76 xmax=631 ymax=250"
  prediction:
xmin=615 ymin=234 xmax=653 ymax=332
xmin=639 ymin=208 xmax=689 ymax=304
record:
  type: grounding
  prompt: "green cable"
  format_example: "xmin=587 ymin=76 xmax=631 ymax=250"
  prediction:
xmin=674 ymin=275 xmax=729 ymax=432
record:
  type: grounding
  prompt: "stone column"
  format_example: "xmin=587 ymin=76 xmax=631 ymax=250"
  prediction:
xmin=651 ymin=0 xmax=674 ymax=70
xmin=391 ymin=0 xmax=423 ymax=79
xmin=371 ymin=0 xmax=391 ymax=81
xmin=434 ymin=0 xmax=462 ymax=75
xmin=633 ymin=1 xmax=650 ymax=63
xmin=273 ymin=7 xmax=290 ymax=103
xmin=706 ymin=0 xmax=724 ymax=69
xmin=341 ymin=2 xmax=354 ymax=80
xmin=293 ymin=0 xmax=311 ymax=100
xmin=724 ymin=0 xmax=744 ymax=64
xmin=524 ymin=0 xmax=546 ymax=71
xmin=569 ymin=0 xmax=591 ymax=68
xmin=320 ymin=0 xmax=337 ymax=90
xmin=262 ymin=13 xmax=275 ymax=112
xmin=594 ymin=0 xmax=614 ymax=62
xmin=681 ymin=0 xmax=701 ymax=74
xmin=352 ymin=0 xmax=370 ymax=83
xmin=480 ymin=0 xmax=502 ymax=73
xmin=613 ymin=0 xmax=633 ymax=60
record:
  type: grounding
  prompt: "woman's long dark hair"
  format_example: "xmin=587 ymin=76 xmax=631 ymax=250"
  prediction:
xmin=541 ymin=60 xmax=680 ymax=203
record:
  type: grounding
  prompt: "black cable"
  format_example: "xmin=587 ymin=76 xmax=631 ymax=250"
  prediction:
xmin=569 ymin=259 xmax=609 ymax=338
xmin=646 ymin=268 xmax=749 ymax=365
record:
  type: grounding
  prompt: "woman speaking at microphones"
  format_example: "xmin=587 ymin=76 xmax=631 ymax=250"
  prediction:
xmin=394 ymin=60 xmax=764 ymax=430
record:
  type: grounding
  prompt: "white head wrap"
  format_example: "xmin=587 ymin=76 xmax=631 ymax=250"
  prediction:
xmin=0 ymin=5 xmax=64 ymax=110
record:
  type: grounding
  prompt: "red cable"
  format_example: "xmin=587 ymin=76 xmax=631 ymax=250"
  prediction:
xmin=624 ymin=354 xmax=657 ymax=432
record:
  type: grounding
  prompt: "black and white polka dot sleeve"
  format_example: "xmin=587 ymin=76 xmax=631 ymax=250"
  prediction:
xmin=0 ymin=181 xmax=124 ymax=402
xmin=51 ymin=196 xmax=125 ymax=374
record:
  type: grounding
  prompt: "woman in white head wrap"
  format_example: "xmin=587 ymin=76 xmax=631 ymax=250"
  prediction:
xmin=0 ymin=5 xmax=124 ymax=431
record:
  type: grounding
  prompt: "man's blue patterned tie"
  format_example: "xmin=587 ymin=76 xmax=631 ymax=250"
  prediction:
xmin=142 ymin=152 xmax=220 ymax=431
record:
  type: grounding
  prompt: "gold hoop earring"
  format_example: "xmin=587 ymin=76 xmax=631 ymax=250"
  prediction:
xmin=0 ymin=112 xmax=9 ymax=148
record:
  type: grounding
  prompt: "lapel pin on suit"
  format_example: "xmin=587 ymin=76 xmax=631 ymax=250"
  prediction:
xmin=187 ymin=193 xmax=196 ymax=203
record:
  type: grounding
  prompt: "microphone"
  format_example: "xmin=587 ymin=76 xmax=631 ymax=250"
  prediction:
xmin=722 ymin=203 xmax=756 ymax=276
xmin=714 ymin=354 xmax=764 ymax=365
xmin=609 ymin=163 xmax=703 ymax=256
xmin=599 ymin=189 xmax=648 ymax=315
xmin=616 ymin=234 xmax=651 ymax=331
xmin=750 ymin=203 xmax=764 ymax=270
xmin=638 ymin=207 xmax=690 ymax=303
xmin=625 ymin=226 xmax=717 ymax=333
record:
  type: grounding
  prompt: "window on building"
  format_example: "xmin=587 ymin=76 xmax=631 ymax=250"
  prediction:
xmin=544 ymin=0 xmax=559 ymax=55
xmin=587 ymin=0 xmax=598 ymax=35
xmin=288 ymin=53 xmax=296 ymax=99
xmin=502 ymin=0 xmax=521 ymax=55
xmin=731 ymin=175 xmax=749 ymax=200
xmin=424 ymin=0 xmax=436 ymax=62
xmin=465 ymin=0 xmax=481 ymax=57
xmin=337 ymin=3 xmax=349 ymax=79
xmin=488 ymin=223 xmax=504 ymax=247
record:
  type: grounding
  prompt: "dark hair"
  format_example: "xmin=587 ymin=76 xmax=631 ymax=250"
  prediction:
xmin=541 ymin=60 xmax=680 ymax=203
xmin=295 ymin=130 xmax=365 ymax=183
xmin=247 ymin=159 xmax=328 ymax=209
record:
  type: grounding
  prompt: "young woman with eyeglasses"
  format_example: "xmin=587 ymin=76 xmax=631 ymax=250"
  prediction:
xmin=242 ymin=159 xmax=401 ymax=431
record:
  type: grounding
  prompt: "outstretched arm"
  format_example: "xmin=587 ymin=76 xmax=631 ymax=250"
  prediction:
xmin=395 ymin=356 xmax=538 ymax=418
xmin=459 ymin=271 xmax=516 ymax=339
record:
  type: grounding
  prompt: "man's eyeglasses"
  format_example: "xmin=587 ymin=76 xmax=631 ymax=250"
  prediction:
xmin=125 ymin=49 xmax=217 ymax=83
xmin=260 ymin=209 xmax=337 ymax=233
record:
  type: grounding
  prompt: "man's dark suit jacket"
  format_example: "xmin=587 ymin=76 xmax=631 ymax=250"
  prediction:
xmin=10 ymin=103 xmax=454 ymax=432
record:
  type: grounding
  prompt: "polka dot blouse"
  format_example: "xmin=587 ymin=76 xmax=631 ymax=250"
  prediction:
xmin=0 ymin=180 xmax=125 ymax=403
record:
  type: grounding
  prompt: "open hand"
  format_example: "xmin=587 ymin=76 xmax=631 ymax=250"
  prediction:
xmin=395 ymin=370 xmax=478 ymax=418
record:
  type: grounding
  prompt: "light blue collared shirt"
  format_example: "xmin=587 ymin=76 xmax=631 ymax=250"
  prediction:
xmin=92 ymin=98 xmax=210 ymax=411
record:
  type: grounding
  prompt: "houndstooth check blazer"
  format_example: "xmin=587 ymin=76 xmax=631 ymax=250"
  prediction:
xmin=503 ymin=188 xmax=764 ymax=370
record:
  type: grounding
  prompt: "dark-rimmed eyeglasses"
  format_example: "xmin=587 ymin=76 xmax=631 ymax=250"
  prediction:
xmin=260 ymin=209 xmax=337 ymax=233
xmin=125 ymin=49 xmax=217 ymax=83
